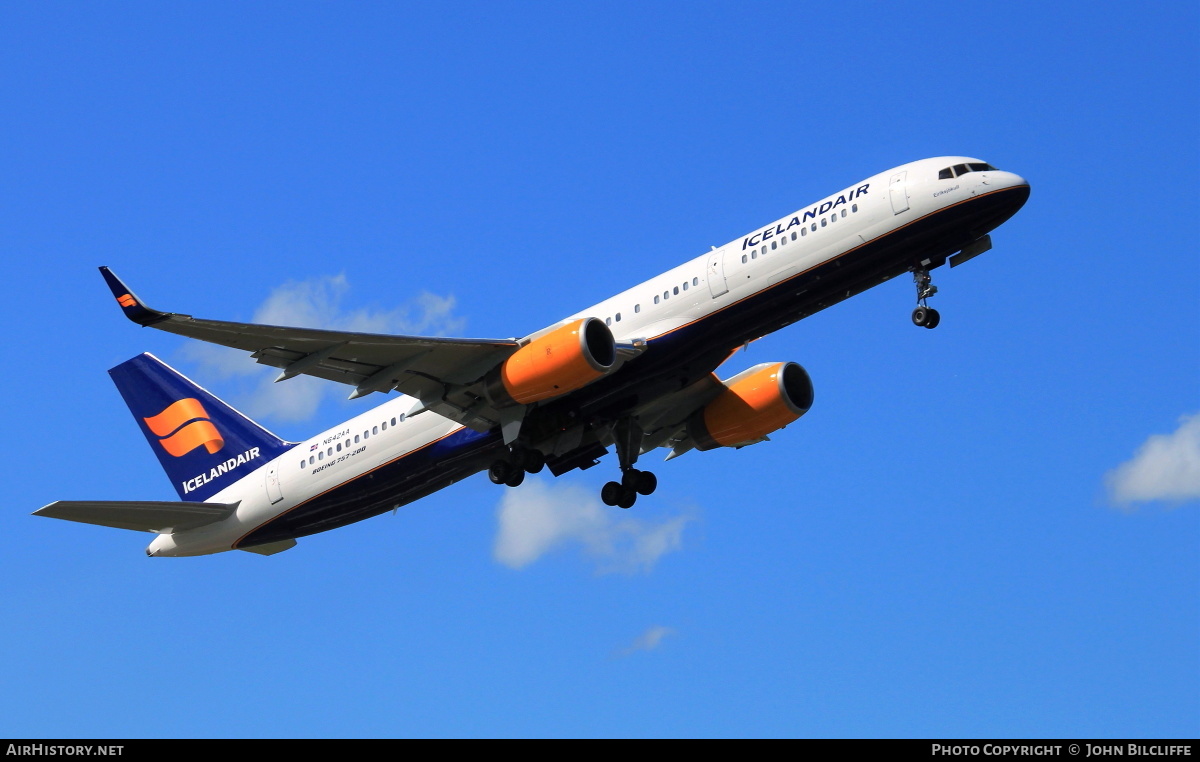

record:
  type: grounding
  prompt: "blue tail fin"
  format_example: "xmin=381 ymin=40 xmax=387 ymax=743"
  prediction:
xmin=109 ymin=353 xmax=296 ymax=501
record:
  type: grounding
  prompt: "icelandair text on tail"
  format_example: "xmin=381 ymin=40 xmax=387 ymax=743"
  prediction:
xmin=7 ymin=747 xmax=123 ymax=757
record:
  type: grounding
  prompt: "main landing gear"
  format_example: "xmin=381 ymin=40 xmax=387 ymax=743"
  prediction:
xmin=600 ymin=418 xmax=657 ymax=509
xmin=911 ymin=268 xmax=941 ymax=329
xmin=488 ymin=446 xmax=545 ymax=488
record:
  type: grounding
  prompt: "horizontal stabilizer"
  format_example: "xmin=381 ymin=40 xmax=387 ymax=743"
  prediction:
xmin=34 ymin=500 xmax=238 ymax=534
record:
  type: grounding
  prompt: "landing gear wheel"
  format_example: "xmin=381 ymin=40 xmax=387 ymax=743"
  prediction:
xmin=912 ymin=306 xmax=930 ymax=327
xmin=488 ymin=460 xmax=513 ymax=485
xmin=924 ymin=308 xmax=941 ymax=329
xmin=518 ymin=448 xmax=545 ymax=474
xmin=601 ymin=481 xmax=623 ymax=506
xmin=623 ymin=469 xmax=657 ymax=496
xmin=616 ymin=489 xmax=637 ymax=509
xmin=504 ymin=468 xmax=525 ymax=488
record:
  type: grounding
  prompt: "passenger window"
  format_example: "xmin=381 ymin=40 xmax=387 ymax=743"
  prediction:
xmin=771 ymin=241 xmax=777 ymax=250
xmin=682 ymin=282 xmax=688 ymax=291
xmin=336 ymin=442 xmax=342 ymax=452
xmin=939 ymin=168 xmax=953 ymax=180
xmin=741 ymin=255 xmax=748 ymax=263
xmin=372 ymin=425 xmax=378 ymax=435
xmin=673 ymin=287 xmax=679 ymax=295
xmin=615 ymin=313 xmax=621 ymax=322
xmin=381 ymin=421 xmax=387 ymax=431
xmin=811 ymin=223 xmax=817 ymax=232
xmin=692 ymin=277 xmax=699 ymax=286
xmin=852 ymin=203 xmax=858 ymax=212
xmin=664 ymin=291 xmax=669 ymax=300
xmin=309 ymin=456 xmax=314 ymax=465
xmin=801 ymin=227 xmax=807 ymax=237
xmin=354 ymin=435 xmax=360 ymax=444
xmin=364 ymin=430 xmax=369 ymax=439
xmin=300 ymin=460 xmax=305 ymax=469
xmin=791 ymin=232 xmax=797 ymax=241
xmin=761 ymin=246 xmax=767 ymax=256
xmin=751 ymin=251 xmax=757 ymax=260
xmin=391 ymin=418 xmax=397 ymax=426
xmin=634 ymin=304 xmax=640 ymax=313
xmin=821 ymin=218 xmax=827 ymax=227
xmin=830 ymin=213 xmax=836 ymax=223
xmin=318 ymin=451 xmax=324 ymax=461
xmin=605 ymin=317 xmax=611 ymax=325
xmin=327 ymin=448 xmax=333 ymax=456
xmin=654 ymin=295 xmax=660 ymax=304
xmin=841 ymin=209 xmax=847 ymax=218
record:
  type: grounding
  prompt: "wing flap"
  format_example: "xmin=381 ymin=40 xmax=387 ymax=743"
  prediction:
xmin=34 ymin=500 xmax=239 ymax=533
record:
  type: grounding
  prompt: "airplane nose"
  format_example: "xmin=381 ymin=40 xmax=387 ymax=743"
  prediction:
xmin=998 ymin=171 xmax=1029 ymax=190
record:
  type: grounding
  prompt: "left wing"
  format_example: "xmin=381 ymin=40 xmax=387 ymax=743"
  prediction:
xmin=100 ymin=267 xmax=521 ymax=431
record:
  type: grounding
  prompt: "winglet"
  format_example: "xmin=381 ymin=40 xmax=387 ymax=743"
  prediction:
xmin=98 ymin=266 xmax=172 ymax=326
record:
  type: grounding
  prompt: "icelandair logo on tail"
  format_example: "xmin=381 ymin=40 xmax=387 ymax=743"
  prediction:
xmin=141 ymin=398 xmax=262 ymax=495
xmin=116 ymin=293 xmax=137 ymax=308
xmin=143 ymin=398 xmax=224 ymax=456
xmin=143 ymin=396 xmax=225 ymax=456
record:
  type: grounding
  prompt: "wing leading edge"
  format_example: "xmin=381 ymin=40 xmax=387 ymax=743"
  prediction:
xmin=99 ymin=267 xmax=522 ymax=430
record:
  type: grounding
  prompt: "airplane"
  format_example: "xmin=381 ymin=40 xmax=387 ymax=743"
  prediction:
xmin=35 ymin=156 xmax=1030 ymax=557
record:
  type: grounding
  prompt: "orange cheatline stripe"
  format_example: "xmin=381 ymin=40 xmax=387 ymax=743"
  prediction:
xmin=117 ymin=294 xmax=137 ymax=307
xmin=143 ymin=398 xmax=211 ymax=437
xmin=157 ymin=420 xmax=224 ymax=457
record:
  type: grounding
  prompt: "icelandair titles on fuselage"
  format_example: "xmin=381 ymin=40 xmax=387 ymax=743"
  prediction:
xmin=182 ymin=446 xmax=261 ymax=495
xmin=742 ymin=184 xmax=870 ymax=249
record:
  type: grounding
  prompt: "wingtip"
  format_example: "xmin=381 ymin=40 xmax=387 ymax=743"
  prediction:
xmin=98 ymin=266 xmax=166 ymax=326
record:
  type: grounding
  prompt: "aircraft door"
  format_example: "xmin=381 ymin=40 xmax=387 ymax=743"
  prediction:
xmin=707 ymin=247 xmax=729 ymax=298
xmin=889 ymin=171 xmax=909 ymax=214
xmin=265 ymin=462 xmax=284 ymax=504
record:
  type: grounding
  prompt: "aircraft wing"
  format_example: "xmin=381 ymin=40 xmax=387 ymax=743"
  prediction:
xmin=34 ymin=500 xmax=239 ymax=533
xmin=100 ymin=267 xmax=521 ymax=430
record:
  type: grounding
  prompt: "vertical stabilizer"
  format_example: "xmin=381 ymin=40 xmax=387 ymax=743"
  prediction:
xmin=109 ymin=353 xmax=296 ymax=501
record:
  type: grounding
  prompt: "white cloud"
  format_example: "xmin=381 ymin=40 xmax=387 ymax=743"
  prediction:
xmin=617 ymin=625 xmax=676 ymax=657
xmin=1105 ymin=412 xmax=1200 ymax=508
xmin=180 ymin=274 xmax=466 ymax=422
xmin=493 ymin=478 xmax=692 ymax=574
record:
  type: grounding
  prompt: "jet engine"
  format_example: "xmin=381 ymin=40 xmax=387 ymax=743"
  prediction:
xmin=485 ymin=317 xmax=617 ymax=406
xmin=687 ymin=361 xmax=814 ymax=451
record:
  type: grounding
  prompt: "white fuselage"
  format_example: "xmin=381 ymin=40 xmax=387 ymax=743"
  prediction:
xmin=151 ymin=157 xmax=1028 ymax=556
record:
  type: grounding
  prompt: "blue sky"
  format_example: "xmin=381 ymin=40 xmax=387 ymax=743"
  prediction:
xmin=3 ymin=1 xmax=1197 ymax=739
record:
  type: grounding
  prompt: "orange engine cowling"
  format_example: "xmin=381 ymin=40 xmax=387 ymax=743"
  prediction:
xmin=485 ymin=318 xmax=617 ymax=406
xmin=687 ymin=362 xmax=814 ymax=451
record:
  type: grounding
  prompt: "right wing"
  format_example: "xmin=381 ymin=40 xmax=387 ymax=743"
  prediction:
xmin=34 ymin=500 xmax=239 ymax=533
xmin=100 ymin=267 xmax=522 ymax=431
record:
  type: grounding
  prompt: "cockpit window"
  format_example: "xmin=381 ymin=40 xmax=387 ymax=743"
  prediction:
xmin=939 ymin=162 xmax=998 ymax=179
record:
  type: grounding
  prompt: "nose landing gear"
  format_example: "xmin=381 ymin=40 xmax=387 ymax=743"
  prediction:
xmin=911 ymin=268 xmax=941 ymax=329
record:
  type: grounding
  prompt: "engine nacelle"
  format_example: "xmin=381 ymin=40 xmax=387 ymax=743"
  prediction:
xmin=688 ymin=362 xmax=814 ymax=451
xmin=485 ymin=318 xmax=616 ymax=406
